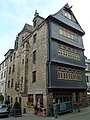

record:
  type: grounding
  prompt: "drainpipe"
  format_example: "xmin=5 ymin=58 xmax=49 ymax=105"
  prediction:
xmin=47 ymin=19 xmax=51 ymax=88
xmin=46 ymin=19 xmax=52 ymax=116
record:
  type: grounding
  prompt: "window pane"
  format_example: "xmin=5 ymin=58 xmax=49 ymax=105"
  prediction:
xmin=33 ymin=51 xmax=36 ymax=63
xmin=33 ymin=34 xmax=37 ymax=43
xmin=32 ymin=71 xmax=36 ymax=83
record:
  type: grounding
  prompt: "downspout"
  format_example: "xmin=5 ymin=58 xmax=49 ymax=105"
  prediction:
xmin=47 ymin=19 xmax=51 ymax=90
xmin=46 ymin=19 xmax=53 ymax=116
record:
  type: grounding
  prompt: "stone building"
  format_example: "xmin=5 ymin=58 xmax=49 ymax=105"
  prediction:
xmin=5 ymin=3 xmax=87 ymax=116
xmin=27 ymin=4 xmax=87 ymax=115
xmin=5 ymin=49 xmax=17 ymax=103
xmin=0 ymin=59 xmax=7 ymax=100
xmin=5 ymin=24 xmax=32 ymax=105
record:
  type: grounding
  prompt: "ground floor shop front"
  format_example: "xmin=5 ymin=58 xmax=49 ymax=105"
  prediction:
xmin=47 ymin=88 xmax=88 ymax=116
xmin=24 ymin=88 xmax=88 ymax=116
xmin=6 ymin=87 xmax=88 ymax=116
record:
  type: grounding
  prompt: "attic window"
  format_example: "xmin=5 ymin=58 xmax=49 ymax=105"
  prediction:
xmin=22 ymin=36 xmax=25 ymax=40
xmin=63 ymin=10 xmax=76 ymax=22
xmin=64 ymin=11 xmax=71 ymax=19
xmin=33 ymin=34 xmax=37 ymax=43
xmin=33 ymin=20 xmax=36 ymax=27
xmin=65 ymin=12 xmax=71 ymax=20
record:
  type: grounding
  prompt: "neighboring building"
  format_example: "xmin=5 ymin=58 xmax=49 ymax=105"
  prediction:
xmin=6 ymin=24 xmax=32 ymax=106
xmin=85 ymin=57 xmax=90 ymax=104
xmin=5 ymin=49 xmax=17 ymax=103
xmin=0 ymin=59 xmax=7 ymax=100
xmin=3 ymin=3 xmax=87 ymax=116
xmin=85 ymin=57 xmax=90 ymax=91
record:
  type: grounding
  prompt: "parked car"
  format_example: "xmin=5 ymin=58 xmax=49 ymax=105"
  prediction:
xmin=0 ymin=104 xmax=9 ymax=117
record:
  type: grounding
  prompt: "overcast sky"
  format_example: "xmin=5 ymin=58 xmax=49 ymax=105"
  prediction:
xmin=0 ymin=0 xmax=90 ymax=63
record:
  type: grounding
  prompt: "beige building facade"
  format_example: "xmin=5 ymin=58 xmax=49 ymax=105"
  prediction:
xmin=5 ymin=24 xmax=32 ymax=106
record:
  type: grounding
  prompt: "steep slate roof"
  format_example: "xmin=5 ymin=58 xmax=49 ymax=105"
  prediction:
xmin=18 ymin=23 xmax=33 ymax=35
xmin=50 ymin=3 xmax=85 ymax=35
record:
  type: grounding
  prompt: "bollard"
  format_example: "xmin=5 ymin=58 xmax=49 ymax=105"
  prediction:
xmin=44 ymin=108 xmax=46 ymax=116
xmin=54 ymin=108 xmax=57 ymax=118
xmin=23 ymin=108 xmax=26 ymax=114
xmin=77 ymin=103 xmax=80 ymax=112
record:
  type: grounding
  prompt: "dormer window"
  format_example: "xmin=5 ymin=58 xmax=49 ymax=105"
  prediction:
xmin=22 ymin=36 xmax=25 ymax=41
xmin=63 ymin=10 xmax=76 ymax=22
xmin=64 ymin=11 xmax=71 ymax=19
xmin=33 ymin=10 xmax=39 ymax=28
xmin=33 ymin=34 xmax=37 ymax=43
xmin=10 ymin=56 xmax=12 ymax=62
xmin=33 ymin=20 xmax=36 ymax=27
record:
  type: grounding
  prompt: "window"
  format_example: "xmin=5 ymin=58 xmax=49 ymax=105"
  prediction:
xmin=63 ymin=10 xmax=76 ymax=22
xmin=75 ymin=93 xmax=79 ymax=102
xmin=13 ymin=53 xmax=16 ymax=59
xmin=2 ymin=63 xmax=4 ymax=69
xmin=36 ymin=94 xmax=43 ymax=108
xmin=1 ymin=72 xmax=3 ymax=79
xmin=9 ymin=67 xmax=11 ymax=74
xmin=26 ymin=59 xmax=28 ymax=64
xmin=22 ymin=59 xmax=24 ymax=64
xmin=11 ymin=97 xmax=13 ymax=103
xmin=58 ymin=66 xmax=81 ymax=81
xmin=33 ymin=51 xmax=36 ymax=63
xmin=20 ymin=77 xmax=23 ymax=90
xmin=86 ymin=76 xmax=89 ymax=83
xmin=4 ymin=71 xmax=6 ymax=78
xmin=12 ymin=64 xmax=15 ymax=73
xmin=28 ymin=94 xmax=33 ymax=106
xmin=32 ymin=71 xmax=36 ymax=83
xmin=11 ymin=79 xmax=13 ymax=88
xmin=33 ymin=20 xmax=36 ymax=27
xmin=22 ymin=36 xmax=24 ymax=41
xmin=22 ymin=44 xmax=24 ymax=48
xmin=88 ymin=64 xmax=90 ymax=70
xmin=33 ymin=34 xmax=37 ymax=43
xmin=59 ymin=27 xmax=78 ymax=41
xmin=7 ymin=96 xmax=10 ymax=101
xmin=10 ymin=56 xmax=12 ymax=62
xmin=5 ymin=62 xmax=6 ymax=67
xmin=1 ymin=83 xmax=3 ymax=86
xmin=65 ymin=12 xmax=71 ymax=19
xmin=19 ymin=97 xmax=22 ymax=106
xmin=58 ymin=44 xmax=80 ymax=61
xmin=8 ymin=80 xmax=10 ymax=88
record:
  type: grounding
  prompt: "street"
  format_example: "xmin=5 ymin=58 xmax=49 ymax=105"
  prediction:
xmin=0 ymin=106 xmax=90 ymax=120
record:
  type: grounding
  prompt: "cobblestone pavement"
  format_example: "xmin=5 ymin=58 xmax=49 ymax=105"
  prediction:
xmin=0 ymin=106 xmax=90 ymax=120
xmin=0 ymin=114 xmax=56 ymax=120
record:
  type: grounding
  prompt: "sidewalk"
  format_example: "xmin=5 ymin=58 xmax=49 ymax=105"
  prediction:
xmin=22 ymin=105 xmax=90 ymax=120
xmin=53 ymin=105 xmax=90 ymax=120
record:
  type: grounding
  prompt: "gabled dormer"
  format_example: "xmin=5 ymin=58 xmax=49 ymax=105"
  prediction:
xmin=22 ymin=23 xmax=33 ymax=33
xmin=50 ymin=3 xmax=85 ymax=36
xmin=62 ymin=3 xmax=76 ymax=22
xmin=15 ymin=23 xmax=33 ymax=50
xmin=33 ymin=10 xmax=44 ymax=29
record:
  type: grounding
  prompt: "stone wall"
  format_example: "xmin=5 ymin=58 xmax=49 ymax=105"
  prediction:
xmin=28 ymin=23 xmax=48 ymax=103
